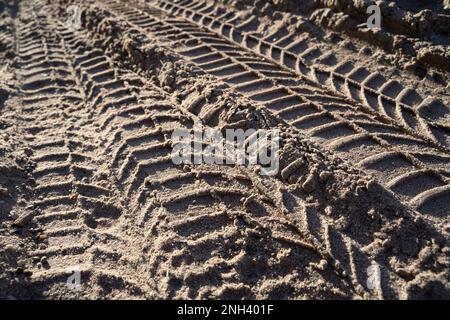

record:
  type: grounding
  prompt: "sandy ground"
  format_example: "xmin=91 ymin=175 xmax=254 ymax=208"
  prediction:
xmin=0 ymin=0 xmax=449 ymax=299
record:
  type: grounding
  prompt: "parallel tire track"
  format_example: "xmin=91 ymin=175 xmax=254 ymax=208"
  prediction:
xmin=16 ymin=12 xmax=148 ymax=297
xmin=6 ymin=0 xmax=448 ymax=299
xmin=102 ymin=0 xmax=450 ymax=218
xmin=14 ymin=7 xmax=367 ymax=299
xmin=61 ymin=22 xmax=368 ymax=299
xmin=24 ymin=5 xmax=402 ymax=298
xmin=63 ymin=4 xmax=447 ymax=299
xmin=154 ymin=0 xmax=450 ymax=149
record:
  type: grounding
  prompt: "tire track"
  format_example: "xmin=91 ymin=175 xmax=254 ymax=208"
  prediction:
xmin=153 ymin=0 xmax=450 ymax=149
xmin=58 ymin=4 xmax=450 ymax=299
xmin=102 ymin=0 xmax=450 ymax=218
xmin=15 ymin=6 xmax=360 ymax=299
xmin=61 ymin=20 xmax=365 ymax=299
xmin=15 ymin=11 xmax=149 ymax=297
xmin=212 ymin=0 xmax=450 ymax=75
xmin=6 ymin=0 xmax=448 ymax=299
xmin=24 ymin=5 xmax=391 ymax=298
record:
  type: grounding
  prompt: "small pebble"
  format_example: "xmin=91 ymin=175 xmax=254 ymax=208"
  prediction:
xmin=13 ymin=212 xmax=34 ymax=228
xmin=37 ymin=233 xmax=48 ymax=242
xmin=302 ymin=175 xmax=316 ymax=193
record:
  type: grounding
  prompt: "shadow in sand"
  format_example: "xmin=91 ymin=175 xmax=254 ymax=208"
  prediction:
xmin=0 ymin=87 xmax=9 ymax=112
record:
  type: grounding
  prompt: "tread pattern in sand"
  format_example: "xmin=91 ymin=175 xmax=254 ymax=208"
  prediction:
xmin=153 ymin=0 xmax=450 ymax=149
xmin=14 ymin=8 xmax=379 ymax=299
xmin=16 ymin=13 xmax=150 ymax=297
xmin=102 ymin=0 xmax=450 ymax=218
xmin=3 ymin=0 xmax=448 ymax=300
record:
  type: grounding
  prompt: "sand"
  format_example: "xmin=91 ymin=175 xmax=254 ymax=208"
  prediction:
xmin=0 ymin=0 xmax=448 ymax=299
